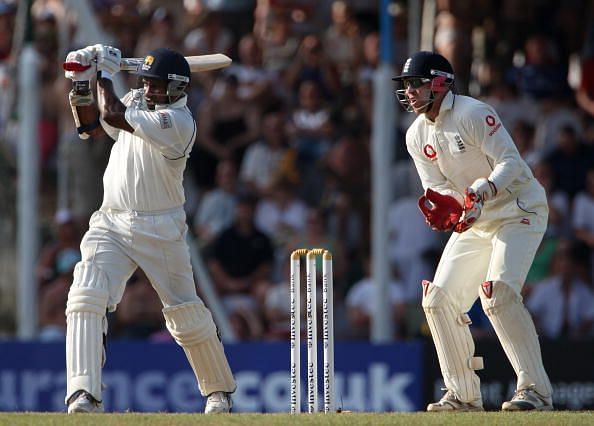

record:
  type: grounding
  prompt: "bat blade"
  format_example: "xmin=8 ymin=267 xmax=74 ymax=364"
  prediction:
xmin=63 ymin=53 xmax=232 ymax=73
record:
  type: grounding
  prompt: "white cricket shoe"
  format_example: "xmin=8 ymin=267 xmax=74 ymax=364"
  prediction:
xmin=427 ymin=389 xmax=484 ymax=412
xmin=502 ymin=387 xmax=553 ymax=411
xmin=205 ymin=391 xmax=232 ymax=414
xmin=67 ymin=390 xmax=104 ymax=413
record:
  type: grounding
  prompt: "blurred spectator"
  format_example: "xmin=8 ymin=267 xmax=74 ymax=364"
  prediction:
xmin=205 ymin=191 xmax=274 ymax=339
xmin=0 ymin=0 xmax=15 ymax=61
xmin=434 ymin=10 xmax=472 ymax=94
xmin=183 ymin=10 xmax=233 ymax=56
xmin=532 ymin=160 xmax=571 ymax=239
xmin=543 ymin=125 xmax=594 ymax=199
xmin=527 ymin=241 xmax=594 ymax=340
xmin=193 ymin=159 xmax=239 ymax=248
xmin=575 ymin=53 xmax=594 ymax=117
xmin=357 ymin=31 xmax=379 ymax=83
xmin=287 ymin=206 xmax=347 ymax=290
xmin=322 ymin=0 xmax=363 ymax=86
xmin=114 ymin=270 xmax=164 ymax=338
xmin=286 ymin=79 xmax=334 ymax=174
xmin=225 ymin=33 xmax=276 ymax=107
xmin=284 ymin=34 xmax=340 ymax=98
xmin=257 ymin=10 xmax=299 ymax=75
xmin=239 ymin=110 xmax=294 ymax=197
xmin=134 ymin=7 xmax=180 ymax=58
xmin=345 ymin=251 xmax=406 ymax=340
xmin=254 ymin=178 xmax=307 ymax=253
xmin=511 ymin=34 xmax=570 ymax=101
xmin=511 ymin=119 xmax=540 ymax=168
xmin=37 ymin=209 xmax=81 ymax=287
xmin=38 ymin=247 xmax=81 ymax=341
xmin=192 ymin=73 xmax=260 ymax=190
xmin=387 ymin=195 xmax=441 ymax=302
xmin=572 ymin=168 xmax=594 ymax=282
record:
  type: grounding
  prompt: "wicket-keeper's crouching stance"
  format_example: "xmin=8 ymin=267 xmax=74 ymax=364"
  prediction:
xmin=393 ymin=51 xmax=553 ymax=412
xmin=63 ymin=44 xmax=236 ymax=414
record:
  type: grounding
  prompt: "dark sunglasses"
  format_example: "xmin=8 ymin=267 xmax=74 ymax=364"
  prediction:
xmin=403 ymin=78 xmax=431 ymax=89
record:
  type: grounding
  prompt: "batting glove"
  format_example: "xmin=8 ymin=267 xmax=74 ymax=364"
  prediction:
xmin=94 ymin=44 xmax=121 ymax=78
xmin=468 ymin=177 xmax=497 ymax=202
xmin=64 ymin=48 xmax=96 ymax=81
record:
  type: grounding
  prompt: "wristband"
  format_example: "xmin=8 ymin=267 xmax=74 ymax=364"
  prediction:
xmin=77 ymin=118 xmax=101 ymax=135
xmin=99 ymin=70 xmax=112 ymax=80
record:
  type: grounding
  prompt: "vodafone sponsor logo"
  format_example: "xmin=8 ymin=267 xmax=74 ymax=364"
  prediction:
xmin=485 ymin=114 xmax=501 ymax=136
xmin=423 ymin=144 xmax=437 ymax=160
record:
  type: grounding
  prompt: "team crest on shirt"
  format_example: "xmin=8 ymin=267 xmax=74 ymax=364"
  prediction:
xmin=158 ymin=112 xmax=172 ymax=129
xmin=423 ymin=144 xmax=437 ymax=160
xmin=454 ymin=134 xmax=465 ymax=152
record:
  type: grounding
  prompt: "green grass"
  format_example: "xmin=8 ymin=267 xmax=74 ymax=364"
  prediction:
xmin=0 ymin=412 xmax=592 ymax=426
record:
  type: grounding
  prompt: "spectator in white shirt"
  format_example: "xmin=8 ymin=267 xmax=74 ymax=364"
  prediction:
xmin=526 ymin=241 xmax=594 ymax=339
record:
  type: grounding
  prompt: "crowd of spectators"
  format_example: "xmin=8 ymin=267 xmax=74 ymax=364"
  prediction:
xmin=0 ymin=0 xmax=593 ymax=342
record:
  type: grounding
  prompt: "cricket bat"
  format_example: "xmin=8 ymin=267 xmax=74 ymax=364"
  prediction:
xmin=63 ymin=53 xmax=232 ymax=73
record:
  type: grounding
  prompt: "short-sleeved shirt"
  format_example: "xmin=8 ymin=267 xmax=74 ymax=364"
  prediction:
xmin=207 ymin=225 xmax=274 ymax=278
xmin=101 ymin=90 xmax=197 ymax=211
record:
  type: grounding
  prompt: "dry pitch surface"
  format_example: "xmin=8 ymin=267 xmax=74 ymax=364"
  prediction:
xmin=1 ymin=412 xmax=593 ymax=425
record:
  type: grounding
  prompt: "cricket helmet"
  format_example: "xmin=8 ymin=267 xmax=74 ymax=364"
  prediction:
xmin=392 ymin=51 xmax=455 ymax=112
xmin=136 ymin=47 xmax=190 ymax=101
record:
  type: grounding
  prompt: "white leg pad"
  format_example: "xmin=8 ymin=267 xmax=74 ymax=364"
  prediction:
xmin=163 ymin=301 xmax=236 ymax=396
xmin=479 ymin=281 xmax=552 ymax=398
xmin=65 ymin=261 xmax=109 ymax=404
xmin=422 ymin=281 xmax=482 ymax=403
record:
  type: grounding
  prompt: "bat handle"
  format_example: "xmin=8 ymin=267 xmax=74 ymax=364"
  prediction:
xmin=63 ymin=62 xmax=92 ymax=72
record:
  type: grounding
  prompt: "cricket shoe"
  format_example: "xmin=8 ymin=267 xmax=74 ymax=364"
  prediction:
xmin=205 ymin=391 xmax=232 ymax=414
xmin=67 ymin=390 xmax=104 ymax=413
xmin=502 ymin=386 xmax=553 ymax=411
xmin=427 ymin=389 xmax=484 ymax=412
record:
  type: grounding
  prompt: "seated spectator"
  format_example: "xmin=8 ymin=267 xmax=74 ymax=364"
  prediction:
xmin=544 ymin=125 xmax=594 ymax=199
xmin=572 ymin=168 xmax=594 ymax=282
xmin=284 ymin=34 xmax=340 ymax=98
xmin=526 ymin=241 xmax=594 ymax=340
xmin=193 ymin=160 xmax=239 ymax=247
xmin=192 ymin=73 xmax=260 ymax=190
xmin=37 ymin=209 xmax=82 ymax=287
xmin=532 ymin=160 xmax=571 ymax=239
xmin=225 ymin=33 xmax=276 ymax=107
xmin=254 ymin=178 xmax=307 ymax=252
xmin=511 ymin=119 xmax=541 ymax=168
xmin=183 ymin=10 xmax=233 ymax=56
xmin=239 ymin=110 xmax=293 ymax=197
xmin=114 ymin=270 xmax=164 ymax=338
xmin=134 ymin=7 xmax=179 ymax=58
xmin=257 ymin=10 xmax=300 ymax=75
xmin=286 ymin=79 xmax=334 ymax=172
xmin=38 ymin=248 xmax=81 ymax=341
xmin=205 ymin=191 xmax=274 ymax=339
xmin=322 ymin=0 xmax=363 ymax=86
xmin=287 ymin=206 xmax=347 ymax=290
xmin=387 ymin=194 xmax=441 ymax=302
xmin=345 ymin=252 xmax=406 ymax=340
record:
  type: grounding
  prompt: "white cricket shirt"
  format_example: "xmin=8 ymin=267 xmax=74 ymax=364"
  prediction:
xmin=100 ymin=90 xmax=196 ymax=212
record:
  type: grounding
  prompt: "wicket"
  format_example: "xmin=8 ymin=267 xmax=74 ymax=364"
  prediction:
xmin=290 ymin=248 xmax=335 ymax=414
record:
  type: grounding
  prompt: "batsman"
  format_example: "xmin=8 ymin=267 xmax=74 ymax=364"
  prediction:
xmin=393 ymin=51 xmax=553 ymax=411
xmin=63 ymin=44 xmax=236 ymax=413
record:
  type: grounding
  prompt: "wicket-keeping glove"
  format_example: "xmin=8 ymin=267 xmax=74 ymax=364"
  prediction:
xmin=454 ymin=188 xmax=484 ymax=233
xmin=418 ymin=188 xmax=463 ymax=232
